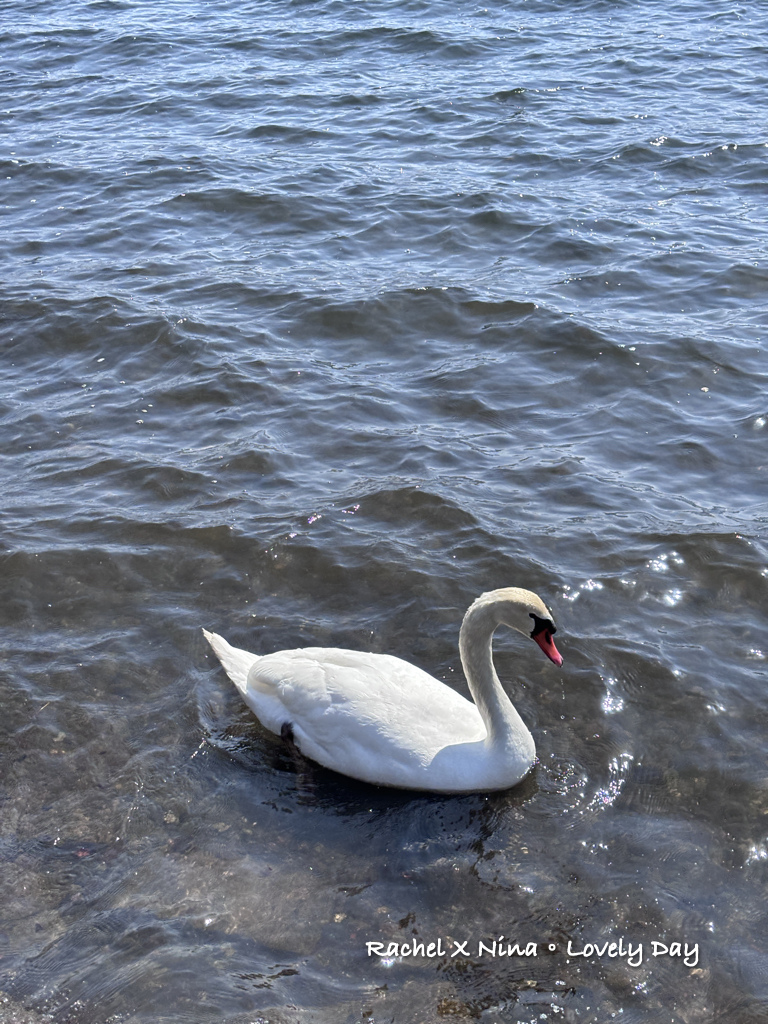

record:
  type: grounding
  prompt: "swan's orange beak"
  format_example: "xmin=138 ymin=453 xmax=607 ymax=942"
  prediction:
xmin=533 ymin=629 xmax=563 ymax=667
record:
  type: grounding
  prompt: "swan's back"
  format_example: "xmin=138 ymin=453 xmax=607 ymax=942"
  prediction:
xmin=204 ymin=631 xmax=489 ymax=789
xmin=253 ymin=647 xmax=483 ymax=744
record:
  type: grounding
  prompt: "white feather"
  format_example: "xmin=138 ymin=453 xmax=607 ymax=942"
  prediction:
xmin=203 ymin=587 xmax=562 ymax=793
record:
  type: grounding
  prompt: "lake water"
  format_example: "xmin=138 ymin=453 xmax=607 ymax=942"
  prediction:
xmin=2 ymin=0 xmax=767 ymax=1021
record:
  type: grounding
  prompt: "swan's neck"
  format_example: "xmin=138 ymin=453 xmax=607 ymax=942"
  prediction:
xmin=459 ymin=601 xmax=529 ymax=748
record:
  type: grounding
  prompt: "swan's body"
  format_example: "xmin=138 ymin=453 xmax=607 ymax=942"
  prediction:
xmin=203 ymin=587 xmax=562 ymax=793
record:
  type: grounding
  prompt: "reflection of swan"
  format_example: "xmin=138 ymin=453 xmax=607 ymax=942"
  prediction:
xmin=204 ymin=587 xmax=562 ymax=793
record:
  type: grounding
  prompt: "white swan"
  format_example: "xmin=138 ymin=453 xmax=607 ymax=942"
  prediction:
xmin=203 ymin=587 xmax=562 ymax=793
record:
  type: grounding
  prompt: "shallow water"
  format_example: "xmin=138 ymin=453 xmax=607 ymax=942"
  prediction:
xmin=2 ymin=0 xmax=768 ymax=1021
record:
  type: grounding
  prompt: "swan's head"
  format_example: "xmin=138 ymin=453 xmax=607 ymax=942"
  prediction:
xmin=476 ymin=587 xmax=563 ymax=667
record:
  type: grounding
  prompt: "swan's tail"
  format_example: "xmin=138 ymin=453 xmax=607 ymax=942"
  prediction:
xmin=202 ymin=629 xmax=259 ymax=696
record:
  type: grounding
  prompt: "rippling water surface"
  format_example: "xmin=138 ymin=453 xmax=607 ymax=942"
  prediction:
xmin=2 ymin=0 xmax=768 ymax=1021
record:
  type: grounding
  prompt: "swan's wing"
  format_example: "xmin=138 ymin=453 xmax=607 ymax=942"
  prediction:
xmin=244 ymin=647 xmax=486 ymax=786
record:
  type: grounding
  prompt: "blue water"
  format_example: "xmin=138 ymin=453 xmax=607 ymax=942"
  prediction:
xmin=2 ymin=1 xmax=767 ymax=1021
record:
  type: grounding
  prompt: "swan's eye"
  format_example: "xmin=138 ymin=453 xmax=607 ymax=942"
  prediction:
xmin=529 ymin=612 xmax=556 ymax=638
